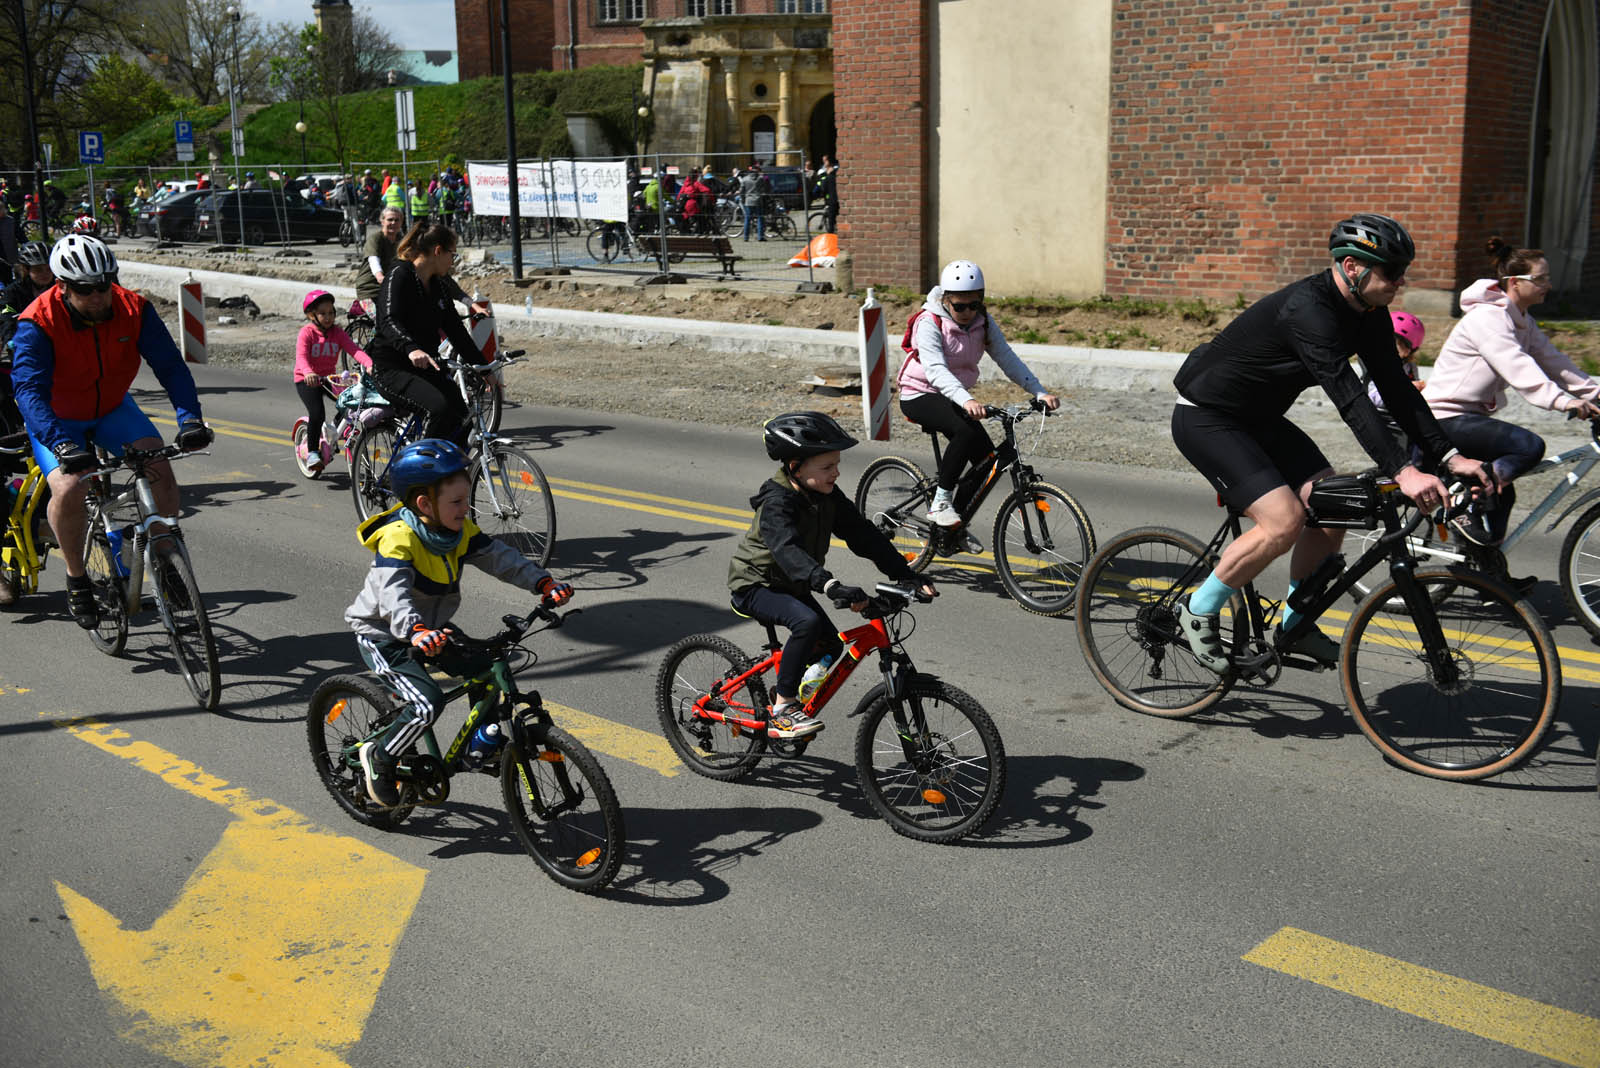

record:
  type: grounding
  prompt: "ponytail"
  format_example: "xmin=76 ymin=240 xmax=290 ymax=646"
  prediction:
xmin=1485 ymin=236 xmax=1543 ymax=282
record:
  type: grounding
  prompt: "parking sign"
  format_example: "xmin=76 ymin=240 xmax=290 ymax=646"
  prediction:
xmin=79 ymin=131 xmax=104 ymax=164
xmin=175 ymin=121 xmax=194 ymax=144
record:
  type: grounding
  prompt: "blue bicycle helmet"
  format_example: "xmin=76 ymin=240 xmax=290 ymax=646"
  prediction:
xmin=389 ymin=438 xmax=470 ymax=504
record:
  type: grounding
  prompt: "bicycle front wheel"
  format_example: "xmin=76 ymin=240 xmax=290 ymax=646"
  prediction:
xmin=854 ymin=456 xmax=935 ymax=572
xmin=306 ymin=675 xmax=411 ymax=829
xmin=1559 ymin=502 xmax=1600 ymax=641
xmin=586 ymin=226 xmax=620 ymax=264
xmin=82 ymin=530 xmax=129 ymax=656
xmin=471 ymin=446 xmax=555 ymax=566
xmin=1074 ymin=526 xmax=1234 ymax=718
xmin=465 ymin=373 xmax=503 ymax=436
xmin=854 ymin=677 xmax=1005 ymax=843
xmin=150 ymin=546 xmax=221 ymax=711
xmin=654 ymin=634 xmax=770 ymax=781
xmin=1341 ymin=567 xmax=1560 ymax=780
xmin=992 ymin=480 xmax=1095 ymax=616
xmin=502 ymin=721 xmax=625 ymax=894
xmin=349 ymin=424 xmax=400 ymax=523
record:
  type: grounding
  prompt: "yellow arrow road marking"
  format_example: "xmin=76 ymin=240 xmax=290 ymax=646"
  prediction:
xmin=547 ymin=700 xmax=682 ymax=776
xmin=1244 ymin=927 xmax=1600 ymax=1068
xmin=52 ymin=716 xmax=424 ymax=1068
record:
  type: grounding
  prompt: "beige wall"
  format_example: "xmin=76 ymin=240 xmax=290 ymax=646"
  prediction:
xmin=935 ymin=0 xmax=1112 ymax=297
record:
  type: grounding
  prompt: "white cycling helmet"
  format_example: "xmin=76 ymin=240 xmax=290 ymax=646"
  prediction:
xmin=50 ymin=233 xmax=118 ymax=285
xmin=939 ymin=259 xmax=985 ymax=293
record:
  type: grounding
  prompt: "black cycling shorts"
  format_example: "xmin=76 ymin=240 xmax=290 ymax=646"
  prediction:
xmin=1171 ymin=403 xmax=1331 ymax=512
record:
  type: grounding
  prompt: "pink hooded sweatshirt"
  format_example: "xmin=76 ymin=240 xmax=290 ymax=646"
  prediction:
xmin=1423 ymin=278 xmax=1599 ymax=418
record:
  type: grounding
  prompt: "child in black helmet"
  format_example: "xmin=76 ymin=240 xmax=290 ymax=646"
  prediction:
xmin=727 ymin=411 xmax=937 ymax=738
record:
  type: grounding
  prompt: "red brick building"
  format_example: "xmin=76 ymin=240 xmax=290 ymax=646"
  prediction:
xmin=455 ymin=0 xmax=556 ymax=80
xmin=835 ymin=0 xmax=1600 ymax=304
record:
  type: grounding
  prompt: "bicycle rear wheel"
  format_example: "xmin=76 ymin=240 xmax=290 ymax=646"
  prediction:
xmin=1559 ymin=502 xmax=1600 ymax=641
xmin=586 ymin=226 xmax=621 ymax=263
xmin=854 ymin=456 xmax=935 ymax=572
xmin=991 ymin=480 xmax=1096 ymax=616
xmin=502 ymin=720 xmax=625 ymax=893
xmin=654 ymin=634 xmax=770 ymax=780
xmin=150 ymin=545 xmax=220 ymax=711
xmin=1341 ymin=567 xmax=1560 ymax=780
xmin=306 ymin=675 xmax=411 ymax=829
xmin=82 ymin=529 xmax=129 ymax=656
xmin=470 ymin=446 xmax=555 ymax=566
xmin=854 ymin=677 xmax=1005 ymax=843
xmin=465 ymin=373 xmax=503 ymax=436
xmin=1074 ymin=526 xmax=1234 ymax=718
xmin=349 ymin=423 xmax=400 ymax=523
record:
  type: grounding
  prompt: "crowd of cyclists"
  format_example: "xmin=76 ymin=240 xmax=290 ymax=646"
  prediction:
xmin=2 ymin=208 xmax=1595 ymax=799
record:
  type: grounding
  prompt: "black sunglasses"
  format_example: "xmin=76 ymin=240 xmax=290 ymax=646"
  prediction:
xmin=66 ymin=280 xmax=112 ymax=295
xmin=947 ymin=299 xmax=984 ymax=313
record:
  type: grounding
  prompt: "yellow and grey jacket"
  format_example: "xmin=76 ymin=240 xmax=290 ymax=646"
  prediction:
xmin=345 ymin=504 xmax=552 ymax=642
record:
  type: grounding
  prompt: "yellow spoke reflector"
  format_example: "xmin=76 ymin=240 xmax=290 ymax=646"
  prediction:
xmin=921 ymin=788 xmax=947 ymax=804
xmin=519 ymin=471 xmax=534 ymax=486
xmin=537 ymin=750 xmax=564 ymax=762
xmin=576 ymin=847 xmax=603 ymax=868
xmin=325 ymin=698 xmax=347 ymax=724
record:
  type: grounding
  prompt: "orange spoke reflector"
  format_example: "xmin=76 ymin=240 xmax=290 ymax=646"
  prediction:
xmin=921 ymin=788 xmax=947 ymax=804
xmin=1034 ymin=499 xmax=1052 ymax=513
xmin=519 ymin=471 xmax=534 ymax=486
xmin=903 ymin=551 xmax=918 ymax=562
xmin=537 ymin=750 xmax=564 ymax=762
xmin=325 ymin=698 xmax=347 ymax=724
xmin=576 ymin=847 xmax=603 ymax=868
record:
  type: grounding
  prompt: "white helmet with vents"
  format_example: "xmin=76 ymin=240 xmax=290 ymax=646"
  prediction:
xmin=49 ymin=234 xmax=118 ymax=285
xmin=939 ymin=259 xmax=984 ymax=293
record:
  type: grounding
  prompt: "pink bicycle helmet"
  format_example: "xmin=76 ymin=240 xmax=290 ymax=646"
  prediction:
xmin=303 ymin=289 xmax=335 ymax=313
xmin=1390 ymin=310 xmax=1426 ymax=352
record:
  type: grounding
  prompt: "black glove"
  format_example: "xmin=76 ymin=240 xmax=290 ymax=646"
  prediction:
xmin=52 ymin=440 xmax=94 ymax=475
xmin=824 ymin=579 xmax=867 ymax=608
xmin=176 ymin=420 xmax=214 ymax=451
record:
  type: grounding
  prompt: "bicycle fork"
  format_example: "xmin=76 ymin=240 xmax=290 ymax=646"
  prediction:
xmin=1386 ymin=557 xmax=1463 ymax=688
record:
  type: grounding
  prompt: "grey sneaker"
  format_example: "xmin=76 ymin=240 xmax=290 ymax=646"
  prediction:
xmin=358 ymin=741 xmax=401 ymax=807
xmin=1272 ymin=623 xmax=1340 ymax=666
xmin=767 ymin=704 xmax=824 ymax=739
xmin=1177 ymin=601 xmax=1229 ymax=674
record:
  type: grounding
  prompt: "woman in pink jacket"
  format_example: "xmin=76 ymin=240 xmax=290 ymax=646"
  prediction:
xmin=1423 ymin=237 xmax=1600 ymax=547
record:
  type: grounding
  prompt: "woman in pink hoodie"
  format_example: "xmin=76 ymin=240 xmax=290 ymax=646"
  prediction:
xmin=1423 ymin=237 xmax=1600 ymax=546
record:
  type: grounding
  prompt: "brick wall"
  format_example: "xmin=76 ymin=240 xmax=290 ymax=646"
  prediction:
xmin=832 ymin=0 xmax=931 ymax=289
xmin=553 ymin=1 xmax=647 ymax=69
xmin=456 ymin=0 xmax=554 ymax=80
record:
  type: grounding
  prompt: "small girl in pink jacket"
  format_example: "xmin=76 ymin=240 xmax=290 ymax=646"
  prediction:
xmin=296 ymin=289 xmax=372 ymax=469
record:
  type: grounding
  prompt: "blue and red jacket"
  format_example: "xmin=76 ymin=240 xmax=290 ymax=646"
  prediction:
xmin=11 ymin=284 xmax=201 ymax=448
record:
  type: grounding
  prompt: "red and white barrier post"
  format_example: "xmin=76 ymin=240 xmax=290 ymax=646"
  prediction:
xmin=857 ymin=287 xmax=890 ymax=441
xmin=179 ymin=273 xmax=207 ymax=364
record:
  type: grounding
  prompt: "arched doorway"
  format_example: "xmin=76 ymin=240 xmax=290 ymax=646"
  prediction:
xmin=1528 ymin=0 xmax=1597 ymax=289
xmin=808 ymin=94 xmax=836 ymax=166
xmin=750 ymin=115 xmax=776 ymax=164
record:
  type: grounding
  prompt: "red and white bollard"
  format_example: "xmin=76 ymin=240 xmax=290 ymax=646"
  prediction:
xmin=179 ymin=274 xmax=207 ymax=364
xmin=857 ymin=287 xmax=890 ymax=441
xmin=469 ymin=309 xmax=498 ymax=362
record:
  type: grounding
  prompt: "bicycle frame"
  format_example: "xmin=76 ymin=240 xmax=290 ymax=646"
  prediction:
xmin=86 ymin=447 xmax=194 ymax=616
xmin=2 ymin=452 xmax=48 ymax=594
xmin=1506 ymin=423 xmax=1600 ymax=547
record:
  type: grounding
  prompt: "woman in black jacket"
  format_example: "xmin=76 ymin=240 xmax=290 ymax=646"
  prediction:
xmin=368 ymin=222 xmax=479 ymax=445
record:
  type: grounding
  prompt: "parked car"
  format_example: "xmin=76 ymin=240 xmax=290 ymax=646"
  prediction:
xmin=194 ymin=190 xmax=345 ymax=244
xmin=136 ymin=189 xmax=211 ymax=239
xmin=761 ymin=166 xmax=809 ymax=212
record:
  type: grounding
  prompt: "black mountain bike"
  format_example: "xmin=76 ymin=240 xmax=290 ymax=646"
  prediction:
xmin=1074 ymin=472 xmax=1561 ymax=781
xmin=854 ymin=400 xmax=1095 ymax=615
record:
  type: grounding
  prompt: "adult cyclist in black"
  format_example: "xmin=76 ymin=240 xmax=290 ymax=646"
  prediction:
xmin=1170 ymin=212 xmax=1492 ymax=672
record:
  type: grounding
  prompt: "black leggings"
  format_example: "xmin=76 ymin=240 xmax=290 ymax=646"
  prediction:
xmin=900 ymin=392 xmax=993 ymax=491
xmin=730 ymin=585 xmax=841 ymax=701
xmin=370 ymin=362 xmax=468 ymax=445
xmin=295 ymin=379 xmax=328 ymax=449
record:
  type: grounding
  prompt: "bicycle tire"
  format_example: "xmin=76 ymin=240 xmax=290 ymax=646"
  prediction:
xmin=853 ymin=677 xmax=1005 ymax=843
xmin=465 ymin=372 xmax=503 ymax=435
xmin=654 ymin=634 xmax=770 ymax=781
xmin=586 ymin=226 xmax=620 ymax=264
xmin=1341 ymin=567 xmax=1560 ymax=780
xmin=854 ymin=456 xmax=936 ymax=572
xmin=349 ymin=423 xmax=400 ymax=523
xmin=991 ymin=480 xmax=1096 ymax=616
xmin=306 ymin=674 xmax=413 ymax=829
xmin=470 ymin=445 xmax=555 ymax=567
xmin=770 ymin=212 xmax=797 ymax=239
xmin=344 ymin=317 xmax=375 ymax=372
xmin=1559 ymin=501 xmax=1600 ymax=641
xmin=502 ymin=720 xmax=625 ymax=893
xmin=1074 ymin=526 xmax=1235 ymax=718
xmin=291 ymin=422 xmax=324 ymax=480
xmin=149 ymin=546 xmax=221 ymax=711
xmin=82 ymin=529 xmax=129 ymax=656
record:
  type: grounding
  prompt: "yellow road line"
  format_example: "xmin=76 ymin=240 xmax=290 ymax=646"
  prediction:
xmin=1244 ymin=927 xmax=1600 ymax=1068
xmin=150 ymin=414 xmax=284 ymax=446
xmin=546 ymin=700 xmax=682 ymax=777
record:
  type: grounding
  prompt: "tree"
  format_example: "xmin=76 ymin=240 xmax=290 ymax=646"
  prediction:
xmin=74 ymin=54 xmax=177 ymax=142
xmin=0 ymin=0 xmax=131 ymax=167
xmin=266 ymin=10 xmax=404 ymax=169
xmin=128 ymin=0 xmax=276 ymax=106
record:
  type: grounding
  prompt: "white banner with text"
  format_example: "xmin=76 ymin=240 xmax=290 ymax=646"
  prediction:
xmin=466 ymin=160 xmax=629 ymax=220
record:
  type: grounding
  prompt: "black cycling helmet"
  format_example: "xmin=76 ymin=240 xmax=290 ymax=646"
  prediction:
xmin=763 ymin=411 xmax=858 ymax=462
xmin=17 ymin=241 xmax=49 ymax=267
xmin=1328 ymin=212 xmax=1414 ymax=269
xmin=389 ymin=438 xmax=470 ymax=504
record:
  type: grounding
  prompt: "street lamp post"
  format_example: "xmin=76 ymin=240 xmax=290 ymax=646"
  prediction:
xmin=295 ymin=114 xmax=307 ymax=169
xmin=226 ymin=5 xmax=245 ymax=246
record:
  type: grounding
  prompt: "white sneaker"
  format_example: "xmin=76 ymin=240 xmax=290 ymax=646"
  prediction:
xmin=926 ymin=500 xmax=962 ymax=527
xmin=767 ymin=704 xmax=824 ymax=739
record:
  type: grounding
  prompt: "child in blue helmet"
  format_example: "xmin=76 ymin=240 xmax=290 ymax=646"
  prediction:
xmin=344 ymin=438 xmax=572 ymax=807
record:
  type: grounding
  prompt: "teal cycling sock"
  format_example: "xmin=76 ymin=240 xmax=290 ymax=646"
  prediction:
xmin=1281 ymin=577 xmax=1303 ymax=631
xmin=1188 ymin=572 xmax=1237 ymax=617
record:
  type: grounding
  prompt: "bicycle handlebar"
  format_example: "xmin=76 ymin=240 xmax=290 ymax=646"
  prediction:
xmin=84 ymin=440 xmax=202 ymax=477
xmin=983 ymin=397 xmax=1052 ymax=422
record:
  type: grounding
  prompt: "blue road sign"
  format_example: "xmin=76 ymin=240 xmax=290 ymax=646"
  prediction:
xmin=79 ymin=131 xmax=104 ymax=164
xmin=175 ymin=121 xmax=194 ymax=144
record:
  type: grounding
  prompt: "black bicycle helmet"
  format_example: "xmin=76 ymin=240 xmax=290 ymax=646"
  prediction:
xmin=763 ymin=411 xmax=859 ymax=461
xmin=1328 ymin=212 xmax=1414 ymax=269
xmin=389 ymin=438 xmax=470 ymax=503
xmin=16 ymin=241 xmax=48 ymax=267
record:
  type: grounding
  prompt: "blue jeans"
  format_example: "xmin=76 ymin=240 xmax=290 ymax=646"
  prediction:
xmin=730 ymin=585 xmax=840 ymax=700
xmin=740 ymin=201 xmax=765 ymax=241
xmin=1436 ymin=413 xmax=1546 ymax=540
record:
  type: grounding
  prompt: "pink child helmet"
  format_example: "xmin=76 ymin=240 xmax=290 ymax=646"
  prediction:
xmin=303 ymin=289 xmax=335 ymax=313
xmin=1390 ymin=310 xmax=1426 ymax=352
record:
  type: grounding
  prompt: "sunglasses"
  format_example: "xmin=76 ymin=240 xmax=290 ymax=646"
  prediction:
xmin=947 ymin=299 xmax=984 ymax=313
xmin=1508 ymin=273 xmax=1551 ymax=287
xmin=66 ymin=280 xmax=112 ymax=295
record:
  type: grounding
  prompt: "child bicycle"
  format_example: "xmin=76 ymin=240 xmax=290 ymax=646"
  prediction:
xmin=289 ymin=369 xmax=390 ymax=479
xmin=655 ymin=582 xmax=1006 ymax=843
xmin=1073 ymin=471 xmax=1562 ymax=781
xmin=307 ymin=604 xmax=626 ymax=893
xmin=854 ymin=399 xmax=1096 ymax=616
xmin=1 ymin=431 xmax=51 ymax=606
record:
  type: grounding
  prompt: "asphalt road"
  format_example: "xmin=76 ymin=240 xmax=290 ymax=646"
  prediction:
xmin=1 ymin=362 xmax=1596 ymax=1068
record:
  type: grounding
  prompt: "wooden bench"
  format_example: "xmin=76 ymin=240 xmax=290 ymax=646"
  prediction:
xmin=636 ymin=234 xmax=742 ymax=278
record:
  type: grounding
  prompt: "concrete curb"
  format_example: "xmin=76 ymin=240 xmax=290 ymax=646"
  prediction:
xmin=117 ymin=258 xmax=1189 ymax=392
